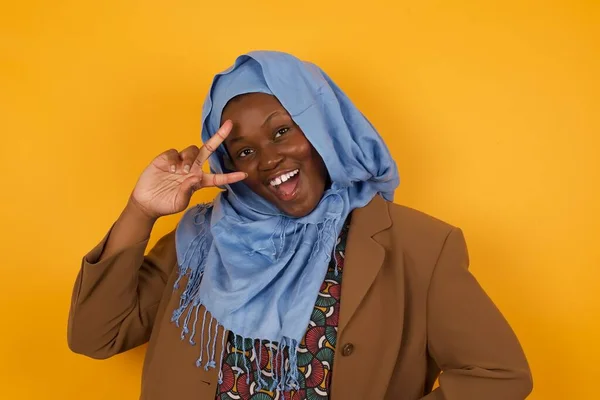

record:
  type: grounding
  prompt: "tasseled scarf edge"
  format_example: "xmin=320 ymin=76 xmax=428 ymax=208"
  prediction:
xmin=172 ymin=298 xmax=302 ymax=394
xmin=173 ymin=300 xmax=302 ymax=394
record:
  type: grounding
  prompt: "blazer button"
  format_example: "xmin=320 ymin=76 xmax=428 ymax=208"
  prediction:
xmin=341 ymin=343 xmax=354 ymax=356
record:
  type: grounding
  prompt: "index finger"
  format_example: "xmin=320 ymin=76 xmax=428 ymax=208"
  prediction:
xmin=191 ymin=120 xmax=233 ymax=172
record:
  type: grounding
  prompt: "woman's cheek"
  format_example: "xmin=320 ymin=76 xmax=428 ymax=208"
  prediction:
xmin=286 ymin=139 xmax=314 ymax=160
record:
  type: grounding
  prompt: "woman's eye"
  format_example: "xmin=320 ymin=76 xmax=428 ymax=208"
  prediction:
xmin=274 ymin=127 xmax=290 ymax=138
xmin=237 ymin=149 xmax=254 ymax=158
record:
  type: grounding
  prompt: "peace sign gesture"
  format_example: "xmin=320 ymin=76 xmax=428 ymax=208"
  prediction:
xmin=130 ymin=120 xmax=245 ymax=219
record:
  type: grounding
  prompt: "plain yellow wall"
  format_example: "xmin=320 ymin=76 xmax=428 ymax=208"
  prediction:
xmin=1 ymin=0 xmax=598 ymax=399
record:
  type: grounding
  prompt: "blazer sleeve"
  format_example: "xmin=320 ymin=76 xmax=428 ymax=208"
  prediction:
xmin=420 ymin=228 xmax=533 ymax=400
xmin=67 ymin=227 xmax=177 ymax=359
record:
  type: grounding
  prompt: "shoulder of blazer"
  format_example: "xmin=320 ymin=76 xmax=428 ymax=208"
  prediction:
xmin=382 ymin=201 xmax=462 ymax=273
xmin=386 ymin=202 xmax=457 ymax=237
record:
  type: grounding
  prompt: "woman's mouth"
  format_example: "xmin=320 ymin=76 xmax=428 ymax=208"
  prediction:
xmin=268 ymin=169 xmax=301 ymax=201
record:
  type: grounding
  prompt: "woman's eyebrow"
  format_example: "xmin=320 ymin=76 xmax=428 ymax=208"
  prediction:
xmin=261 ymin=110 xmax=283 ymax=127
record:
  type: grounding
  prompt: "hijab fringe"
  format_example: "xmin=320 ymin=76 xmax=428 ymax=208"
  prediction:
xmin=171 ymin=202 xmax=336 ymax=395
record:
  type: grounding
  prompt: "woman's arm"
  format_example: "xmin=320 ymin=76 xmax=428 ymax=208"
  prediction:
xmin=67 ymin=201 xmax=176 ymax=359
xmin=421 ymin=228 xmax=533 ymax=400
xmin=67 ymin=122 xmax=246 ymax=360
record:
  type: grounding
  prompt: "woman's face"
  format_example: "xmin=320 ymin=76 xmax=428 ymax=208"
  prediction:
xmin=222 ymin=93 xmax=328 ymax=218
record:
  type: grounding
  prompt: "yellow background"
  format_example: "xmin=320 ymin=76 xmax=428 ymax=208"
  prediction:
xmin=1 ymin=0 xmax=598 ymax=399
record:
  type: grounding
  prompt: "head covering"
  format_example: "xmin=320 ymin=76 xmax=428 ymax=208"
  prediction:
xmin=172 ymin=50 xmax=399 ymax=392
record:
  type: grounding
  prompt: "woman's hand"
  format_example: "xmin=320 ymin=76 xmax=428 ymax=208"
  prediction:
xmin=130 ymin=120 xmax=245 ymax=219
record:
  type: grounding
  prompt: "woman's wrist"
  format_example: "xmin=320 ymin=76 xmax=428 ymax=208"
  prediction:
xmin=126 ymin=196 xmax=159 ymax=225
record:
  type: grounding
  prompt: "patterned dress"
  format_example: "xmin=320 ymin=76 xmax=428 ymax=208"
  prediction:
xmin=215 ymin=220 xmax=349 ymax=400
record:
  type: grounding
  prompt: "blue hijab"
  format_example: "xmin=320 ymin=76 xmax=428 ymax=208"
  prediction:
xmin=173 ymin=51 xmax=399 ymax=391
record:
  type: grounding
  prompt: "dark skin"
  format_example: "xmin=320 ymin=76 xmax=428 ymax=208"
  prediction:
xmin=222 ymin=93 xmax=329 ymax=218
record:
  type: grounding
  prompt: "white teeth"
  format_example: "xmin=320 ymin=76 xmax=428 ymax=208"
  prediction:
xmin=270 ymin=169 xmax=299 ymax=187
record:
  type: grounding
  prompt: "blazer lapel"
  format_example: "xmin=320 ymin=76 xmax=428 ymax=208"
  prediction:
xmin=338 ymin=195 xmax=392 ymax=337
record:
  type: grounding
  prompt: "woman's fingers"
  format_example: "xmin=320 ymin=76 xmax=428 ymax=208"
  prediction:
xmin=191 ymin=120 xmax=233 ymax=173
xmin=156 ymin=146 xmax=200 ymax=174
xmin=201 ymin=172 xmax=247 ymax=188
xmin=162 ymin=149 xmax=182 ymax=173
xmin=179 ymin=145 xmax=200 ymax=174
xmin=179 ymin=172 xmax=246 ymax=198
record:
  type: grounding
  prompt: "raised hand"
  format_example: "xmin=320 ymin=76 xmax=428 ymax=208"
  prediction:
xmin=130 ymin=120 xmax=245 ymax=219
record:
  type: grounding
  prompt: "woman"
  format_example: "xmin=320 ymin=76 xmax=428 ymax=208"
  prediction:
xmin=68 ymin=51 xmax=532 ymax=400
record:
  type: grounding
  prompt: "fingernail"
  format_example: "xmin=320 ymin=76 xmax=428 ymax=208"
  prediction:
xmin=183 ymin=165 xmax=190 ymax=174
xmin=170 ymin=165 xmax=176 ymax=173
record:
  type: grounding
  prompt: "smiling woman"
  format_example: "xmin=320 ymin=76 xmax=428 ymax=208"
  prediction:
xmin=222 ymin=93 xmax=329 ymax=217
xmin=67 ymin=51 xmax=532 ymax=400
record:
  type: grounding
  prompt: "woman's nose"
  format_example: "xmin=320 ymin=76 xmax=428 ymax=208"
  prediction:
xmin=258 ymin=144 xmax=284 ymax=171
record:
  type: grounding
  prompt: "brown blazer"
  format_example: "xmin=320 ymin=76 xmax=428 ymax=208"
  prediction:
xmin=68 ymin=196 xmax=532 ymax=399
